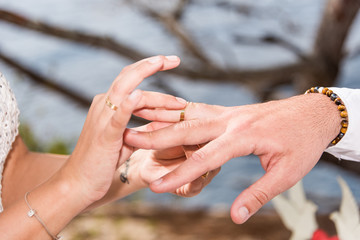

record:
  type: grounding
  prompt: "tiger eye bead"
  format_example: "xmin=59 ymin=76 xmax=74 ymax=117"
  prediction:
xmin=306 ymin=87 xmax=348 ymax=146
xmin=341 ymin=120 xmax=348 ymax=128
xmin=330 ymin=93 xmax=338 ymax=101
xmin=340 ymin=127 xmax=347 ymax=134
xmin=334 ymin=98 xmax=342 ymax=105
xmin=332 ymin=138 xmax=340 ymax=145
xmin=340 ymin=110 xmax=348 ymax=118
xmin=338 ymin=105 xmax=346 ymax=111
xmin=326 ymin=89 xmax=333 ymax=97
xmin=338 ymin=132 xmax=345 ymax=139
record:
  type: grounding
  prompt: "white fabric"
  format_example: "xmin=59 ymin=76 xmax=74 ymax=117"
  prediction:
xmin=0 ymin=73 xmax=20 ymax=213
xmin=325 ymin=87 xmax=360 ymax=162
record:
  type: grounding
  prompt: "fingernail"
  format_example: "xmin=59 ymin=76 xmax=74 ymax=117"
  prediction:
xmin=165 ymin=55 xmax=179 ymax=61
xmin=176 ymin=97 xmax=187 ymax=105
xmin=147 ymin=56 xmax=161 ymax=64
xmin=128 ymin=129 xmax=138 ymax=135
xmin=238 ymin=207 xmax=249 ymax=222
xmin=129 ymin=89 xmax=141 ymax=101
xmin=152 ymin=178 xmax=163 ymax=186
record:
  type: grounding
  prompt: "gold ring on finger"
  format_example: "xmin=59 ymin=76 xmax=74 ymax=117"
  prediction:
xmin=179 ymin=110 xmax=185 ymax=122
xmin=105 ymin=96 xmax=118 ymax=111
xmin=201 ymin=171 xmax=210 ymax=179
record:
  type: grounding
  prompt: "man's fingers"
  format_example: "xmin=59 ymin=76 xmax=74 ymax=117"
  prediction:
xmin=131 ymin=121 xmax=173 ymax=132
xmin=149 ymin=136 xmax=232 ymax=193
xmin=136 ymin=91 xmax=187 ymax=110
xmin=124 ymin=119 xmax=225 ymax=149
xmin=134 ymin=102 xmax=227 ymax=123
xmin=133 ymin=109 xmax=183 ymax=122
xmin=229 ymin=165 xmax=296 ymax=224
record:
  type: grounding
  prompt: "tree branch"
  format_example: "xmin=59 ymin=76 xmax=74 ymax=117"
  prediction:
xmin=0 ymin=50 xmax=148 ymax=125
xmin=0 ymin=49 xmax=92 ymax=108
xmin=1 ymin=1 xmax=358 ymax=99
xmin=312 ymin=0 xmax=360 ymax=86
xmin=347 ymin=44 xmax=360 ymax=60
xmin=173 ymin=0 xmax=191 ymax=21
xmin=130 ymin=2 xmax=217 ymax=68
xmin=0 ymin=8 xmax=147 ymax=62
xmin=234 ymin=33 xmax=307 ymax=60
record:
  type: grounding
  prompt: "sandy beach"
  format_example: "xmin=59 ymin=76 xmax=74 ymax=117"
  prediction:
xmin=61 ymin=202 xmax=337 ymax=240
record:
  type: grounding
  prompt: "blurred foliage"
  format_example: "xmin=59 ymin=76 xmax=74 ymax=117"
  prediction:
xmin=19 ymin=122 xmax=70 ymax=154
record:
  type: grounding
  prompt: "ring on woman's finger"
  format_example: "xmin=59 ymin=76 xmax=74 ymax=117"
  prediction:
xmin=105 ymin=96 xmax=118 ymax=111
xmin=201 ymin=171 xmax=210 ymax=179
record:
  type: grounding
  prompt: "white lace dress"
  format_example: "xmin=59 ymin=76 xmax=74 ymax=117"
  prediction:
xmin=0 ymin=72 xmax=20 ymax=213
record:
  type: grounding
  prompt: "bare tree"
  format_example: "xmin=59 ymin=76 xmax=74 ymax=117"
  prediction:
xmin=1 ymin=0 xmax=360 ymax=171
xmin=0 ymin=0 xmax=359 ymax=103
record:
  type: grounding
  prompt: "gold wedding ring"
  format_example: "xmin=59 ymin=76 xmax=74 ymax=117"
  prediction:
xmin=201 ymin=171 xmax=210 ymax=179
xmin=105 ymin=96 xmax=118 ymax=111
xmin=180 ymin=110 xmax=185 ymax=122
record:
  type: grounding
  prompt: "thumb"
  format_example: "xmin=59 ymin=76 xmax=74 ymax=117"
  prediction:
xmin=230 ymin=167 xmax=297 ymax=224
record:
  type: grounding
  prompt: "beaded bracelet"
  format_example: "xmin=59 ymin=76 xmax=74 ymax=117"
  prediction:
xmin=305 ymin=87 xmax=348 ymax=146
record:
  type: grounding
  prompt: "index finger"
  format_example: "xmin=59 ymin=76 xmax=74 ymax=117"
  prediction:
xmin=124 ymin=118 xmax=225 ymax=150
xmin=105 ymin=55 xmax=181 ymax=110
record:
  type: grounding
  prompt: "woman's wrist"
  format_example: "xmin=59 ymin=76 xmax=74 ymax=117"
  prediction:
xmin=50 ymin=167 xmax=93 ymax=212
xmin=124 ymin=150 xmax=151 ymax=189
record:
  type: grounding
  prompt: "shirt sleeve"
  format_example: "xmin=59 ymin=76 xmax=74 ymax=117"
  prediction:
xmin=325 ymin=87 xmax=360 ymax=162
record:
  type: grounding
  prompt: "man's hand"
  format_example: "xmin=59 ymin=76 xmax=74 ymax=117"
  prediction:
xmin=125 ymin=94 xmax=342 ymax=224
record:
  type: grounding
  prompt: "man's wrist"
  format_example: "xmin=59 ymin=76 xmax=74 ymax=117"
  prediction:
xmin=298 ymin=93 xmax=342 ymax=148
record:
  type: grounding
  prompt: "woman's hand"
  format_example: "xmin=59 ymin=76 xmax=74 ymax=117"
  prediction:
xmin=124 ymin=94 xmax=342 ymax=224
xmin=132 ymin=143 xmax=221 ymax=198
xmin=59 ymin=55 xmax=187 ymax=208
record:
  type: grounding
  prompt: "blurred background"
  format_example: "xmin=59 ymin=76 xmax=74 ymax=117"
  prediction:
xmin=1 ymin=0 xmax=360 ymax=239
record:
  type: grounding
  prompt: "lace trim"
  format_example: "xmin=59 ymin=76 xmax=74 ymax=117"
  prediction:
xmin=0 ymin=72 xmax=20 ymax=212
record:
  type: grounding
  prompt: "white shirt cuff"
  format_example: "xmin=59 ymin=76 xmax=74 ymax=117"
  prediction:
xmin=325 ymin=87 xmax=360 ymax=162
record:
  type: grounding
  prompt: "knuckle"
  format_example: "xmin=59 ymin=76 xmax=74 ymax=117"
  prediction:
xmin=190 ymin=149 xmax=207 ymax=166
xmin=91 ymin=94 xmax=104 ymax=107
xmin=251 ymin=188 xmax=270 ymax=207
xmin=92 ymin=94 xmax=103 ymax=103
xmin=111 ymin=81 xmax=122 ymax=95
xmin=175 ymin=120 xmax=199 ymax=131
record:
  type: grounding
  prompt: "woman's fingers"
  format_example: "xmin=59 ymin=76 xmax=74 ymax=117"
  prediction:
xmin=103 ymin=90 xmax=142 ymax=144
xmin=173 ymin=167 xmax=221 ymax=198
xmin=104 ymin=55 xmax=181 ymax=115
xmin=153 ymin=146 xmax=185 ymax=160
